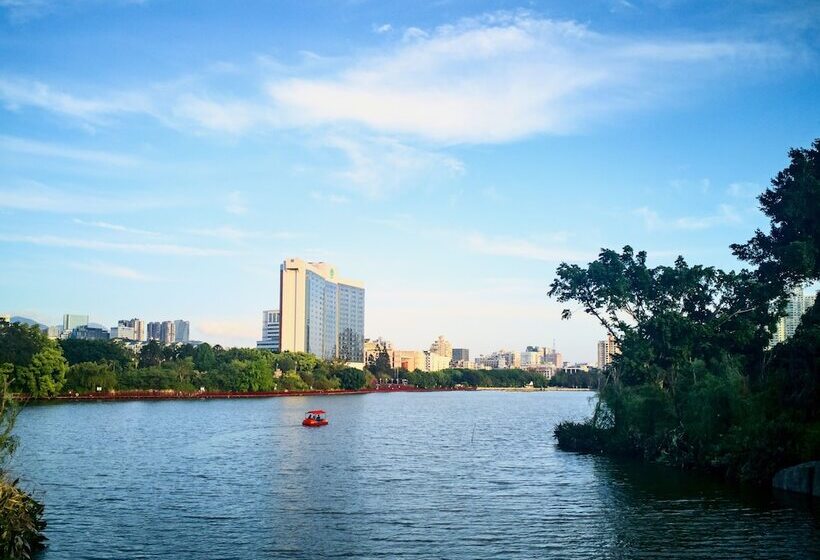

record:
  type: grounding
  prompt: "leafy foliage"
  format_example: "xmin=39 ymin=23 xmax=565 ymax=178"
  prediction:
xmin=0 ymin=321 xmax=67 ymax=397
xmin=0 ymin=366 xmax=46 ymax=559
xmin=732 ymin=138 xmax=820 ymax=285
xmin=0 ymin=478 xmax=46 ymax=560
xmin=551 ymin=139 xmax=820 ymax=484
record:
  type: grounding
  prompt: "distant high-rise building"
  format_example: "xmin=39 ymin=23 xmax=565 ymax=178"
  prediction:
xmin=174 ymin=320 xmax=190 ymax=343
xmin=119 ymin=318 xmax=145 ymax=341
xmin=451 ymin=348 xmax=470 ymax=366
xmin=147 ymin=321 xmax=162 ymax=341
xmin=279 ymin=258 xmax=365 ymax=362
xmin=110 ymin=326 xmax=136 ymax=340
xmin=256 ymin=310 xmax=281 ymax=351
xmin=430 ymin=335 xmax=453 ymax=358
xmin=63 ymin=314 xmax=89 ymax=332
xmin=772 ymin=287 xmax=817 ymax=345
xmin=160 ymin=321 xmax=176 ymax=345
xmin=597 ymin=334 xmax=620 ymax=369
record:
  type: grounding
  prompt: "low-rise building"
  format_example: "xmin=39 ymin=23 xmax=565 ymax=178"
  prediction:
xmin=424 ymin=350 xmax=451 ymax=372
xmin=71 ymin=325 xmax=110 ymax=341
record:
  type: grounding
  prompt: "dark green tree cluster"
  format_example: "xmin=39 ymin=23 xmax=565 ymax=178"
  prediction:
xmin=0 ymin=322 xmax=67 ymax=397
xmin=551 ymin=139 xmax=820 ymax=483
xmin=60 ymin=342 xmax=369 ymax=394
xmin=0 ymin=322 xmax=372 ymax=396
xmin=398 ymin=367 xmax=591 ymax=389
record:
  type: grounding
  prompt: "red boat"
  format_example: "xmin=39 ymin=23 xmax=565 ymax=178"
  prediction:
xmin=302 ymin=409 xmax=328 ymax=427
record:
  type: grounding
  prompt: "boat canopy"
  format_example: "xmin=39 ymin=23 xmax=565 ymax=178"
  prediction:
xmin=306 ymin=410 xmax=326 ymax=414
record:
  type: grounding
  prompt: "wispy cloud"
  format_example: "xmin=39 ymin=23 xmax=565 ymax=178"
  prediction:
xmin=183 ymin=226 xmax=299 ymax=242
xmin=634 ymin=204 xmax=742 ymax=231
xmin=0 ymin=77 xmax=151 ymax=122
xmin=0 ymin=233 xmax=232 ymax=256
xmin=0 ymin=135 xmax=139 ymax=166
xmin=0 ymin=11 xmax=787 ymax=145
xmin=310 ymin=191 xmax=350 ymax=205
xmin=0 ymin=184 xmax=174 ymax=214
xmin=171 ymin=94 xmax=277 ymax=135
xmin=325 ymin=135 xmax=464 ymax=197
xmin=461 ymin=232 xmax=590 ymax=262
xmin=73 ymin=218 xmax=159 ymax=237
xmin=225 ymin=190 xmax=247 ymax=215
xmin=71 ymin=261 xmax=158 ymax=282
xmin=373 ymin=23 xmax=393 ymax=34
xmin=268 ymin=11 xmax=785 ymax=143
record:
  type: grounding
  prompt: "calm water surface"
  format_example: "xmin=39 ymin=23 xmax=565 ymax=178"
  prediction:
xmin=11 ymin=391 xmax=820 ymax=559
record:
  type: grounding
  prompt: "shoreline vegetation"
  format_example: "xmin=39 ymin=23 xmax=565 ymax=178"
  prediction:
xmin=551 ymin=139 xmax=820 ymax=487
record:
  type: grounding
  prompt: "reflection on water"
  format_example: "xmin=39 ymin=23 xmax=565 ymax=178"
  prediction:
xmin=11 ymin=391 xmax=819 ymax=559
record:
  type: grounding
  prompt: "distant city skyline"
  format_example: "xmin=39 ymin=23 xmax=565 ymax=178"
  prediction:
xmin=1 ymin=1 xmax=818 ymax=362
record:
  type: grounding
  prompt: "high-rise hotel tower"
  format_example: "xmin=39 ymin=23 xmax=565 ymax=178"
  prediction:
xmin=279 ymin=258 xmax=365 ymax=363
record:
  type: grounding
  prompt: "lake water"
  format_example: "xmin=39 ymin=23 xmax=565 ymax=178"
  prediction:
xmin=11 ymin=391 xmax=820 ymax=559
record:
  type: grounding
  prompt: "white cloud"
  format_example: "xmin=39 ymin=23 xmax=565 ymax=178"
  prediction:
xmin=183 ymin=226 xmax=298 ymax=242
xmin=0 ymin=233 xmax=233 ymax=256
xmin=325 ymin=135 xmax=464 ymax=197
xmin=374 ymin=23 xmax=392 ymax=34
xmin=71 ymin=261 xmax=157 ymax=282
xmin=0 ymin=184 xmax=173 ymax=214
xmin=0 ymin=135 xmax=139 ymax=166
xmin=402 ymin=26 xmax=428 ymax=42
xmin=0 ymin=12 xmax=788 ymax=145
xmin=310 ymin=191 xmax=350 ymax=205
xmin=0 ymin=77 xmax=151 ymax=122
xmin=172 ymin=94 xmax=276 ymax=134
xmin=73 ymin=218 xmax=159 ymax=237
xmin=268 ymin=11 xmax=783 ymax=143
xmin=461 ymin=232 xmax=591 ymax=262
xmin=634 ymin=204 xmax=742 ymax=231
xmin=225 ymin=190 xmax=247 ymax=215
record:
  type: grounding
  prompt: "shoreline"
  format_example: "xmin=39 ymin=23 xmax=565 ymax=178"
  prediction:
xmin=476 ymin=387 xmax=593 ymax=392
xmin=30 ymin=386 xmax=477 ymax=403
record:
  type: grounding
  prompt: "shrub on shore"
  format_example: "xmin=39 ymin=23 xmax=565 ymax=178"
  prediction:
xmin=0 ymin=478 xmax=46 ymax=560
xmin=0 ymin=372 xmax=46 ymax=559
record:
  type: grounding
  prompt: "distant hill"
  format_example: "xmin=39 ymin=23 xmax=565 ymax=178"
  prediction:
xmin=10 ymin=316 xmax=49 ymax=329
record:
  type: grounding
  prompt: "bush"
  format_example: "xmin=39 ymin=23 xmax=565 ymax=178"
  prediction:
xmin=554 ymin=420 xmax=609 ymax=454
xmin=0 ymin=478 xmax=46 ymax=560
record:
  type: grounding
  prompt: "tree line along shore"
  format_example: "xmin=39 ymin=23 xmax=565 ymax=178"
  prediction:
xmin=0 ymin=325 xmax=599 ymax=401
xmin=551 ymin=139 xmax=819 ymax=487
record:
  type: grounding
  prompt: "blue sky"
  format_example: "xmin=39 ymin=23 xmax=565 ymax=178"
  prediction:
xmin=0 ymin=0 xmax=818 ymax=362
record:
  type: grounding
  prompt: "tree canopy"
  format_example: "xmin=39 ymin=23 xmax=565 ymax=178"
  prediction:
xmin=551 ymin=138 xmax=820 ymax=484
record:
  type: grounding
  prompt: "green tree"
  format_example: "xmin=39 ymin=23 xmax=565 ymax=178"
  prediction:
xmin=366 ymin=342 xmax=393 ymax=379
xmin=64 ymin=362 xmax=118 ymax=393
xmin=0 ymin=322 xmax=67 ymax=397
xmin=193 ymin=343 xmax=217 ymax=371
xmin=276 ymin=354 xmax=296 ymax=373
xmin=58 ymin=339 xmax=134 ymax=370
xmin=732 ymin=138 xmax=820 ymax=285
xmin=138 ymin=340 xmax=163 ymax=368
xmin=336 ymin=367 xmax=368 ymax=390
